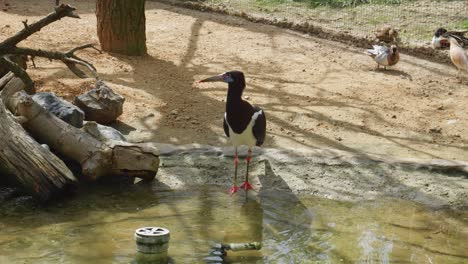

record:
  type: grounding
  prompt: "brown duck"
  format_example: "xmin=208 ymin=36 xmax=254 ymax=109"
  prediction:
xmin=365 ymin=45 xmax=400 ymax=70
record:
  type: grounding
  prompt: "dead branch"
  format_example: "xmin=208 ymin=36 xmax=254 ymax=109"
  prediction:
xmin=0 ymin=76 xmax=77 ymax=201
xmin=0 ymin=56 xmax=35 ymax=94
xmin=67 ymin=44 xmax=102 ymax=55
xmin=0 ymin=4 xmax=80 ymax=51
xmin=3 ymin=77 xmax=159 ymax=182
xmin=31 ymin=56 xmax=37 ymax=68
xmin=8 ymin=46 xmax=99 ymax=78
xmin=0 ymin=4 xmax=97 ymax=92
xmin=0 ymin=72 xmax=14 ymax=90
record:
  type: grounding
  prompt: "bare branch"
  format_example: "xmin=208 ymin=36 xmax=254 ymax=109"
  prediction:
xmin=66 ymin=44 xmax=102 ymax=56
xmin=0 ymin=4 xmax=80 ymax=50
xmin=0 ymin=56 xmax=35 ymax=94
xmin=65 ymin=57 xmax=98 ymax=78
xmin=0 ymin=72 xmax=15 ymax=91
xmin=7 ymin=46 xmax=99 ymax=79
xmin=31 ymin=56 xmax=37 ymax=68
xmin=10 ymin=46 xmax=73 ymax=60
xmin=0 ymin=5 xmax=97 ymax=92
xmin=65 ymin=62 xmax=88 ymax=78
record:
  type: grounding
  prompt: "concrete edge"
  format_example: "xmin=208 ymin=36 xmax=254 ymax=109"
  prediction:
xmin=152 ymin=143 xmax=468 ymax=175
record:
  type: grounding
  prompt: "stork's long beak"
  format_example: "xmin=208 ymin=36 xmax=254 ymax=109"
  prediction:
xmin=198 ymin=74 xmax=224 ymax=83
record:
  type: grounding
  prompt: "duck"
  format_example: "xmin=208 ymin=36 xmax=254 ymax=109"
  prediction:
xmin=365 ymin=45 xmax=400 ymax=70
xmin=443 ymin=33 xmax=468 ymax=82
xmin=199 ymin=71 xmax=266 ymax=195
xmin=374 ymin=25 xmax=399 ymax=44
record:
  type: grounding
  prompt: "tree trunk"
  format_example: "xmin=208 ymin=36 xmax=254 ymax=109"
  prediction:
xmin=0 ymin=75 xmax=77 ymax=202
xmin=96 ymin=0 xmax=147 ymax=56
xmin=3 ymin=77 xmax=158 ymax=182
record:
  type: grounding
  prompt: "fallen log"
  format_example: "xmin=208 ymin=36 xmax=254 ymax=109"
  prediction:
xmin=2 ymin=77 xmax=159 ymax=181
xmin=0 ymin=76 xmax=77 ymax=202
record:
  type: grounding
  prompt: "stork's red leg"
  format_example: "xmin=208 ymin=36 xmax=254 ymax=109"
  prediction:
xmin=239 ymin=149 xmax=256 ymax=192
xmin=229 ymin=147 xmax=240 ymax=195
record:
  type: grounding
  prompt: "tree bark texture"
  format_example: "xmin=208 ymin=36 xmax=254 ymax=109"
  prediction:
xmin=96 ymin=0 xmax=147 ymax=56
xmin=0 ymin=76 xmax=77 ymax=202
xmin=3 ymin=77 xmax=158 ymax=182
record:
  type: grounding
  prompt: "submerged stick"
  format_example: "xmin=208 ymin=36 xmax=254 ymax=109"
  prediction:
xmin=206 ymin=241 xmax=262 ymax=263
xmin=223 ymin=242 xmax=262 ymax=251
xmin=210 ymin=241 xmax=262 ymax=251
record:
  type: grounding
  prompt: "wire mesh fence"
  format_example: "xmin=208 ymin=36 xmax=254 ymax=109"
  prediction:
xmin=168 ymin=0 xmax=467 ymax=47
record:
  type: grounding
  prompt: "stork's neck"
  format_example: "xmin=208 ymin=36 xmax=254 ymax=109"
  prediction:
xmin=226 ymin=82 xmax=244 ymax=114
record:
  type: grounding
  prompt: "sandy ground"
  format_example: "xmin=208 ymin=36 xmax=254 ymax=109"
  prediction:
xmin=0 ymin=0 xmax=467 ymax=162
xmin=0 ymin=0 xmax=467 ymax=211
xmin=0 ymin=0 xmax=468 ymax=157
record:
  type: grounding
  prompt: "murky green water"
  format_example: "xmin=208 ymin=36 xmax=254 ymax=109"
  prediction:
xmin=0 ymin=185 xmax=466 ymax=264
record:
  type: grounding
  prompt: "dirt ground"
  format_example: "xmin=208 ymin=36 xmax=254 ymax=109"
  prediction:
xmin=1 ymin=0 xmax=467 ymax=162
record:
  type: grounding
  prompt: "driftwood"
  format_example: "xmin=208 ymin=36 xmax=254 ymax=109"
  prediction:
xmin=0 ymin=4 xmax=158 ymax=202
xmin=0 ymin=75 xmax=77 ymax=202
xmin=0 ymin=4 xmax=100 ymax=93
xmin=2 ymin=77 xmax=159 ymax=182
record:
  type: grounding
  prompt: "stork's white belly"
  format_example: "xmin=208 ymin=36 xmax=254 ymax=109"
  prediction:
xmin=229 ymin=121 xmax=256 ymax=148
xmin=225 ymin=110 xmax=262 ymax=148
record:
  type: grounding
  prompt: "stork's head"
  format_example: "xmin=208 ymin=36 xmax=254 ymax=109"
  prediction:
xmin=390 ymin=45 xmax=398 ymax=54
xmin=199 ymin=71 xmax=246 ymax=88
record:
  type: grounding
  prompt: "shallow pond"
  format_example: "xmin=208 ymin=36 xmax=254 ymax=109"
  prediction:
xmin=0 ymin=185 xmax=466 ymax=263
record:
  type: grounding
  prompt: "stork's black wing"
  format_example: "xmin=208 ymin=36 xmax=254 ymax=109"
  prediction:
xmin=223 ymin=114 xmax=230 ymax=138
xmin=252 ymin=106 xmax=266 ymax=147
xmin=450 ymin=31 xmax=468 ymax=46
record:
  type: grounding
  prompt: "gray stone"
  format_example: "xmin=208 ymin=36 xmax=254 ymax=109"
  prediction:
xmin=82 ymin=121 xmax=126 ymax=143
xmin=74 ymin=80 xmax=125 ymax=124
xmin=33 ymin=92 xmax=85 ymax=128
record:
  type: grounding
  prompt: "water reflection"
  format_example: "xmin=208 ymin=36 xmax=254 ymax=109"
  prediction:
xmin=223 ymin=198 xmax=264 ymax=263
xmin=0 ymin=184 xmax=466 ymax=264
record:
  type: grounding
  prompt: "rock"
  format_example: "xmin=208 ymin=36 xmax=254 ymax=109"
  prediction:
xmin=429 ymin=127 xmax=442 ymax=134
xmin=82 ymin=121 xmax=126 ymax=143
xmin=74 ymin=80 xmax=125 ymax=124
xmin=33 ymin=92 xmax=85 ymax=128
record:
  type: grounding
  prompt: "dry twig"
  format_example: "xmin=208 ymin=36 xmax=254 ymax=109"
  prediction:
xmin=0 ymin=4 xmax=98 ymax=93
